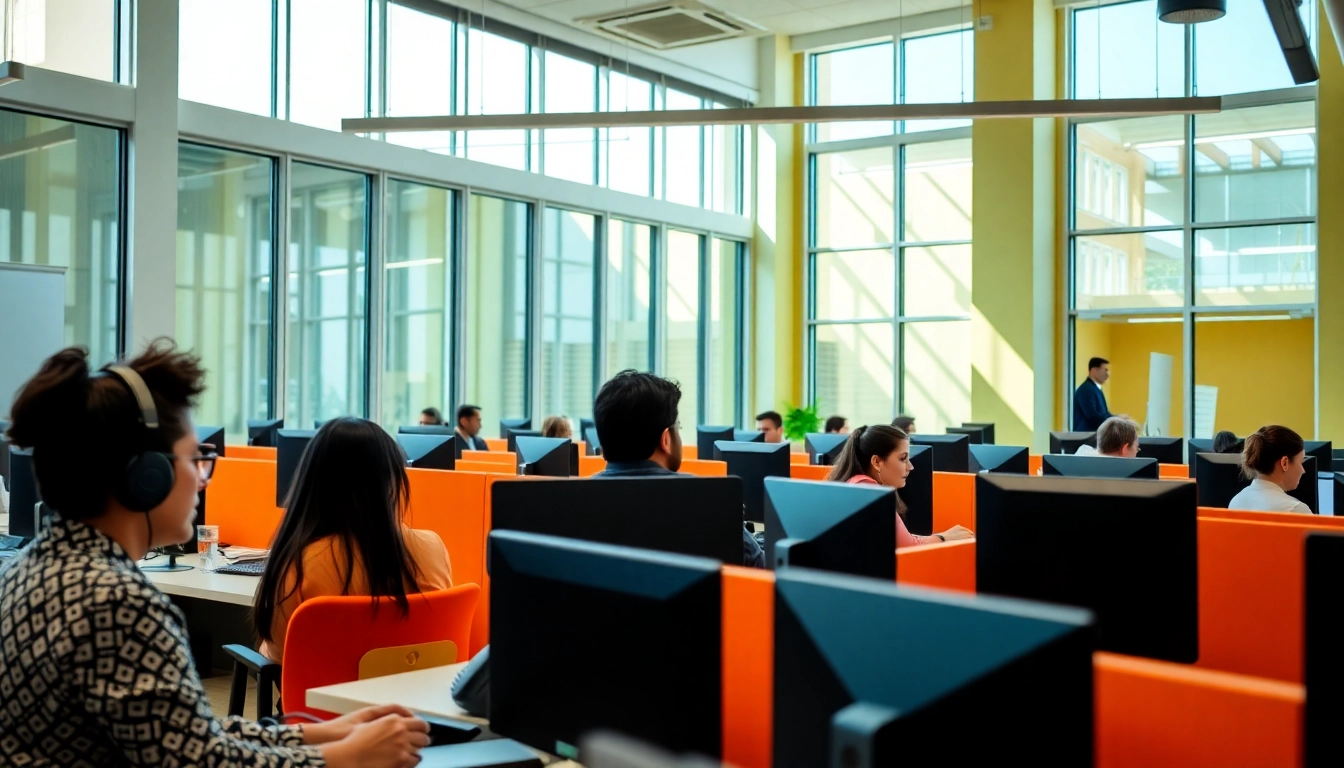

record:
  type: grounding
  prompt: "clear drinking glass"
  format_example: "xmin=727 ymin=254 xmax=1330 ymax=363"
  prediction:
xmin=197 ymin=524 xmax=220 ymax=568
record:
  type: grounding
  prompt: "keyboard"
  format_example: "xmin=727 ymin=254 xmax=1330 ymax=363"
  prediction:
xmin=214 ymin=560 xmax=266 ymax=576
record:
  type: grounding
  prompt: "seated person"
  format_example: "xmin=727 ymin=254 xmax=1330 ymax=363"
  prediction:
xmin=255 ymin=418 xmax=453 ymax=662
xmin=419 ymin=407 xmax=444 ymax=426
xmin=1228 ymin=425 xmax=1312 ymax=514
xmin=1095 ymin=417 xmax=1140 ymax=458
xmin=1 ymin=344 xmax=428 ymax=766
xmin=454 ymin=404 xmax=488 ymax=452
xmin=592 ymin=369 xmax=766 ymax=568
xmin=892 ymin=414 xmax=916 ymax=434
xmin=756 ymin=410 xmax=784 ymax=444
xmin=1213 ymin=430 xmax=1241 ymax=454
xmin=824 ymin=415 xmax=849 ymax=434
xmin=827 ymin=425 xmax=974 ymax=548
xmin=541 ymin=415 xmax=572 ymax=440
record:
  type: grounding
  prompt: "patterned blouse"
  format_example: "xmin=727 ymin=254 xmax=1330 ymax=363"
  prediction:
xmin=0 ymin=515 xmax=325 ymax=767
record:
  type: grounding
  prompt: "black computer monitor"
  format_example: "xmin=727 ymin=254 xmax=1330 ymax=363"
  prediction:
xmin=0 ymin=432 xmax=9 ymax=492
xmin=275 ymin=429 xmax=317 ymax=507
xmin=773 ymin=568 xmax=1094 ymax=767
xmin=489 ymin=530 xmax=722 ymax=760
xmin=396 ymin=434 xmax=456 ymax=471
xmin=7 ymin=448 xmax=41 ymax=539
xmin=945 ymin=426 xmax=984 ymax=445
xmin=579 ymin=418 xmax=597 ymax=456
xmin=505 ymin=429 xmax=542 ymax=455
xmin=195 ymin=425 xmax=225 ymax=456
xmin=398 ymin=425 xmax=454 ymax=437
xmin=583 ymin=424 xmax=602 ymax=457
xmin=1049 ymin=431 xmax=1097 ymax=455
xmin=903 ymin=444 xmax=934 ymax=537
xmin=247 ymin=418 xmax=284 ymax=447
xmin=491 ymin=477 xmax=744 ymax=564
xmin=968 ymin=444 xmax=1030 ymax=474
xmin=1186 ymin=437 xmax=1242 ymax=465
xmin=732 ymin=429 xmax=766 ymax=443
xmin=1334 ymin=447 xmax=1344 ymax=466
xmin=712 ymin=441 xmax=791 ymax=523
xmin=1307 ymin=532 xmax=1344 ymax=768
xmin=1306 ymin=441 xmax=1333 ymax=473
xmin=976 ymin=473 xmax=1197 ymax=662
xmin=803 ymin=433 xmax=849 ymax=466
xmin=961 ymin=422 xmax=996 ymax=445
xmin=188 ymin=425 xmax=225 ymax=553
xmin=1042 ymin=454 xmax=1160 ymax=480
xmin=1193 ymin=452 xmax=1318 ymax=512
xmin=909 ymin=433 xmax=970 ymax=473
xmin=1137 ymin=437 xmax=1183 ymax=465
xmin=696 ymin=426 xmax=734 ymax=458
xmin=763 ymin=477 xmax=895 ymax=579
xmin=500 ymin=418 xmax=532 ymax=440
xmin=515 ymin=436 xmax=570 ymax=477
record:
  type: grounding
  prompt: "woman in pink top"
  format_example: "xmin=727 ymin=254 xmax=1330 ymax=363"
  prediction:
xmin=826 ymin=424 xmax=974 ymax=548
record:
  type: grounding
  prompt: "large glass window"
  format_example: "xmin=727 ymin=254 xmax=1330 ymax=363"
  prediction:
xmin=1193 ymin=1 xmax=1318 ymax=97
xmin=0 ymin=109 xmax=121 ymax=367
xmin=705 ymin=238 xmax=741 ymax=426
xmin=286 ymin=162 xmax=369 ymax=426
xmin=605 ymin=219 xmax=653 ymax=377
xmin=812 ymin=148 xmax=895 ymax=249
xmin=1 ymin=0 xmax=117 ymax=81
xmin=385 ymin=1 xmax=455 ymax=154
xmin=540 ymin=207 xmax=596 ymax=423
xmin=1072 ymin=0 xmax=1184 ymax=100
xmin=382 ymin=179 xmax=455 ymax=429
xmin=813 ymin=323 xmax=895 ymax=429
xmin=665 ymin=229 xmax=701 ymax=441
xmin=463 ymin=28 xmax=530 ymax=171
xmin=811 ymin=43 xmax=894 ymax=142
xmin=605 ymin=72 xmax=653 ymax=197
xmin=542 ymin=52 xmax=596 ymax=185
xmin=664 ymin=89 xmax=703 ymax=207
xmin=176 ymin=144 xmax=273 ymax=442
xmin=901 ymin=30 xmax=974 ymax=133
xmin=1074 ymin=116 xmax=1185 ymax=230
xmin=179 ymin=0 xmax=273 ymax=116
xmin=464 ymin=194 xmax=529 ymax=423
xmin=287 ymin=0 xmax=368 ymax=131
xmin=1073 ymin=314 xmax=1185 ymax=437
xmin=1194 ymin=102 xmax=1316 ymax=224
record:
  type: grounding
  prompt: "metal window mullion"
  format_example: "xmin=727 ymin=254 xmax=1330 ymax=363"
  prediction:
xmin=281 ymin=0 xmax=292 ymax=121
xmin=653 ymin=225 xmax=668 ymax=375
xmin=1183 ymin=106 xmax=1196 ymax=436
xmin=450 ymin=188 xmax=468 ymax=409
xmin=893 ymin=142 xmax=904 ymax=415
xmin=272 ymin=155 xmax=291 ymax=421
xmin=593 ymin=213 xmax=607 ymax=400
xmin=527 ymin=200 xmax=543 ymax=422
xmin=696 ymin=232 xmax=709 ymax=423
xmin=367 ymin=172 xmax=386 ymax=421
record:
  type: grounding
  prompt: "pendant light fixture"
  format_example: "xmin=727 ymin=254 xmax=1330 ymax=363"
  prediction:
xmin=1157 ymin=0 xmax=1226 ymax=23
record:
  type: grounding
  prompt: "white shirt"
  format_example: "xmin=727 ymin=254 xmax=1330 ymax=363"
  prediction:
xmin=1075 ymin=444 xmax=1099 ymax=456
xmin=1228 ymin=478 xmax=1312 ymax=515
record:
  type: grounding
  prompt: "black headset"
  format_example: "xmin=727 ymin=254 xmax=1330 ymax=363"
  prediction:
xmin=98 ymin=366 xmax=176 ymax=512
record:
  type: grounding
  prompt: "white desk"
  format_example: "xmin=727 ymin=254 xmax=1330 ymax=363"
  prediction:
xmin=307 ymin=663 xmax=481 ymax=723
xmin=139 ymin=561 xmax=259 ymax=607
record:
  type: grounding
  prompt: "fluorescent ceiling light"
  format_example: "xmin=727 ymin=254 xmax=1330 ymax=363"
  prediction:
xmin=1194 ymin=314 xmax=1296 ymax=322
xmin=343 ymin=97 xmax=1223 ymax=134
xmin=1126 ymin=317 xmax=1183 ymax=323
xmin=384 ymin=258 xmax=444 ymax=269
xmin=0 ymin=61 xmax=26 ymax=86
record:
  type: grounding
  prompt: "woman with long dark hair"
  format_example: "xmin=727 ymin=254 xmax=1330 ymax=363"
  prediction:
xmin=1 ymin=343 xmax=429 ymax=767
xmin=255 ymin=417 xmax=452 ymax=662
xmin=827 ymin=424 xmax=974 ymax=548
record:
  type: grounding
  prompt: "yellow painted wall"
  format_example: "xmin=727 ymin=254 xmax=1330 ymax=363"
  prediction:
xmin=1194 ymin=319 xmax=1315 ymax=437
xmin=1074 ymin=320 xmax=1184 ymax=435
xmin=1319 ymin=8 xmax=1344 ymax=440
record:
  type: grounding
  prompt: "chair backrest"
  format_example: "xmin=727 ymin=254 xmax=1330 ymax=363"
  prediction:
xmin=282 ymin=584 xmax=480 ymax=717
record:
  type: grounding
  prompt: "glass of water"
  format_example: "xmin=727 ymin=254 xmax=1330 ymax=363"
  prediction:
xmin=197 ymin=524 xmax=220 ymax=568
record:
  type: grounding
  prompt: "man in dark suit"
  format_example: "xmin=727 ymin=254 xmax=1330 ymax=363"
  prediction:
xmin=1074 ymin=357 xmax=1117 ymax=432
xmin=454 ymin=404 xmax=489 ymax=453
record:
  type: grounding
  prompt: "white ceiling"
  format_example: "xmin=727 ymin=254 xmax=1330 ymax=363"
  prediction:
xmin=496 ymin=0 xmax=970 ymax=37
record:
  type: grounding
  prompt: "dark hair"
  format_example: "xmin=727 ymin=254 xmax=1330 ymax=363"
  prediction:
xmin=892 ymin=415 xmax=916 ymax=433
xmin=755 ymin=411 xmax=782 ymax=429
xmin=1088 ymin=357 xmax=1109 ymax=371
xmin=824 ymin=415 xmax=847 ymax=433
xmin=1097 ymin=417 xmax=1138 ymax=455
xmin=1241 ymin=425 xmax=1305 ymax=480
xmin=1212 ymin=430 xmax=1241 ymax=454
xmin=826 ymin=424 xmax=910 ymax=517
xmin=456 ymin=404 xmax=481 ymax=425
xmin=593 ymin=370 xmax=680 ymax=463
xmin=254 ymin=417 xmax=423 ymax=643
xmin=420 ymin=407 xmax=444 ymax=425
xmin=541 ymin=415 xmax=572 ymax=439
xmin=5 ymin=341 xmax=205 ymax=520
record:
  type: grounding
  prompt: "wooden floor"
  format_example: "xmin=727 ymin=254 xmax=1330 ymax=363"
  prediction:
xmin=201 ymin=672 xmax=260 ymax=721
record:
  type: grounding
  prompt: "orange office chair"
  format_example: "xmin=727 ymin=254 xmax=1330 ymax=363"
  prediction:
xmin=224 ymin=584 xmax=480 ymax=719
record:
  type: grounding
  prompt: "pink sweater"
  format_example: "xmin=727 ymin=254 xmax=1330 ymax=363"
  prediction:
xmin=847 ymin=474 xmax=934 ymax=548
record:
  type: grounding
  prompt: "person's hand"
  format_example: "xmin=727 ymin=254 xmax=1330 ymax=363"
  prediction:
xmin=303 ymin=704 xmax=416 ymax=744
xmin=939 ymin=525 xmax=974 ymax=542
xmin=319 ymin=713 xmax=430 ymax=768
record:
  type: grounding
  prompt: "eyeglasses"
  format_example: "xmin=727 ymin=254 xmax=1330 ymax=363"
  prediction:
xmin=194 ymin=444 xmax=219 ymax=481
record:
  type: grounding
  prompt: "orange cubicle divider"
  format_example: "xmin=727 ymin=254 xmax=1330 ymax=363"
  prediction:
xmin=1200 ymin=506 xmax=1344 ymax=528
xmin=1095 ymin=652 xmax=1302 ymax=767
xmin=226 ymin=445 xmax=277 ymax=462
xmin=1029 ymin=454 xmax=1042 ymax=475
xmin=680 ymin=459 xmax=728 ymax=477
xmin=895 ymin=539 xmax=975 ymax=593
xmin=789 ymin=464 xmax=830 ymax=481
xmin=722 ymin=567 xmax=773 ymax=768
xmin=683 ymin=445 xmax=698 ymax=460
xmin=485 ymin=438 xmax=508 ymax=452
xmin=1159 ymin=463 xmax=1188 ymax=479
xmin=455 ymin=460 xmax=516 ymax=475
xmin=578 ymin=456 xmax=607 ymax=477
xmin=462 ymin=450 xmax=516 ymax=467
xmin=403 ymin=469 xmax=488 ymax=604
xmin=206 ymin=458 xmax=284 ymax=549
xmin=789 ymin=452 xmax=809 ymax=466
xmin=932 ymin=471 xmax=976 ymax=533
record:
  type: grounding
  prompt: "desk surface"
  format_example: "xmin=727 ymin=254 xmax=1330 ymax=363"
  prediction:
xmin=139 ymin=560 xmax=259 ymax=607
xmin=307 ymin=663 xmax=481 ymax=723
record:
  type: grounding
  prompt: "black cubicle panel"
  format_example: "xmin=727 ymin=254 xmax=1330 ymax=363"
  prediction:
xmin=803 ymin=433 xmax=849 ymax=466
xmin=763 ymin=477 xmax=896 ymax=579
xmin=579 ymin=418 xmax=597 ymax=456
xmin=500 ymin=418 xmax=532 ymax=440
xmin=1050 ymin=431 xmax=1097 ymax=455
xmin=732 ymin=429 xmax=766 ymax=443
xmin=909 ymin=433 xmax=970 ymax=473
xmin=902 ymin=445 xmax=934 ymax=537
xmin=696 ymin=426 xmax=734 ymax=459
xmin=7 ymin=448 xmax=40 ymax=538
xmin=275 ymin=429 xmax=317 ymax=507
xmin=961 ymin=422 xmax=996 ymax=445
xmin=1137 ymin=437 xmax=1183 ymax=465
xmin=712 ymin=441 xmax=791 ymax=524
xmin=399 ymin=425 xmax=453 ymax=436
xmin=1042 ymin=454 xmax=1159 ymax=480
xmin=396 ymin=434 xmax=457 ymax=470
xmin=1306 ymin=532 xmax=1344 ymax=768
xmin=968 ymin=444 xmax=1030 ymax=474
xmin=247 ymin=418 xmax=283 ymax=447
xmin=946 ymin=426 xmax=986 ymax=445
xmin=1306 ymin=441 xmax=1333 ymax=473
xmin=0 ymin=433 xmax=10 ymax=492
xmin=1193 ymin=453 xmax=1319 ymax=513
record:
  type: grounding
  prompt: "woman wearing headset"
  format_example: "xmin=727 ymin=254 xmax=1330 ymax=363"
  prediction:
xmin=0 ymin=342 xmax=429 ymax=768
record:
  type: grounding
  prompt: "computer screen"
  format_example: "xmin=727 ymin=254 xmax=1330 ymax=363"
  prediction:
xmin=763 ymin=477 xmax=896 ymax=579
xmin=976 ymin=473 xmax=1197 ymax=662
xmin=1307 ymin=532 xmax=1344 ymax=768
xmin=489 ymin=530 xmax=722 ymax=761
xmin=398 ymin=425 xmax=454 ymax=436
xmin=500 ymin=417 xmax=532 ymax=439
xmin=0 ymin=432 xmax=9 ymax=492
xmin=1049 ymin=431 xmax=1097 ymax=455
xmin=696 ymin=426 xmax=734 ymax=459
xmin=275 ymin=429 xmax=317 ymax=507
xmin=803 ymin=433 xmax=849 ymax=466
xmin=961 ymin=422 xmax=996 ymax=445
xmin=1306 ymin=441 xmax=1333 ymax=473
xmin=967 ymin=444 xmax=1029 ymax=474
xmin=902 ymin=444 xmax=934 ymax=537
xmin=7 ymin=448 xmax=41 ymax=538
xmin=579 ymin=418 xmax=596 ymax=456
xmin=247 ymin=418 xmax=284 ymax=448
xmin=712 ymin=441 xmax=792 ymax=523
xmin=188 ymin=425 xmax=225 ymax=553
xmin=491 ymin=476 xmax=744 ymax=564
xmin=1186 ymin=437 xmax=1242 ymax=465
xmin=1042 ymin=454 xmax=1160 ymax=480
xmin=1137 ymin=437 xmax=1183 ymax=465
xmin=505 ymin=429 xmax=542 ymax=455
xmin=515 ymin=436 xmax=571 ymax=477
xmin=1193 ymin=452 xmax=1318 ymax=512
xmin=773 ymin=568 xmax=1093 ymax=767
xmin=945 ymin=426 xmax=984 ymax=445
xmin=583 ymin=424 xmax=602 ymax=457
xmin=732 ymin=429 xmax=766 ymax=443
xmin=396 ymin=433 xmax=456 ymax=471
xmin=909 ymin=433 xmax=970 ymax=473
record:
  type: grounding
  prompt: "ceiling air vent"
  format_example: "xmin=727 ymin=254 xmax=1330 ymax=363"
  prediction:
xmin=579 ymin=1 xmax=764 ymax=50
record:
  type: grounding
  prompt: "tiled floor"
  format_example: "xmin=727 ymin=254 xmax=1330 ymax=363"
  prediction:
xmin=201 ymin=672 xmax=259 ymax=721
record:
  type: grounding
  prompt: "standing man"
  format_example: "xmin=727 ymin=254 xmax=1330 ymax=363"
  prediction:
xmin=455 ymin=404 xmax=488 ymax=452
xmin=1074 ymin=357 xmax=1123 ymax=432
xmin=756 ymin=411 xmax=784 ymax=444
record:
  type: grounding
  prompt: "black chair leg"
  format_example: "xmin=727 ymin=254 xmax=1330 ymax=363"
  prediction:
xmin=228 ymin=660 xmax=249 ymax=718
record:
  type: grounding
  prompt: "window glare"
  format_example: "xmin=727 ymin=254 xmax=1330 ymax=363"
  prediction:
xmin=180 ymin=0 xmax=273 ymax=115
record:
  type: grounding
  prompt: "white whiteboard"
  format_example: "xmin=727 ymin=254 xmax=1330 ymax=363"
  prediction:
xmin=1146 ymin=352 xmax=1173 ymax=437
xmin=0 ymin=263 xmax=67 ymax=418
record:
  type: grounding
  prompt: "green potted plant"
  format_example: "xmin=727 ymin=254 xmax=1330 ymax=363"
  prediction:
xmin=781 ymin=401 xmax=822 ymax=445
